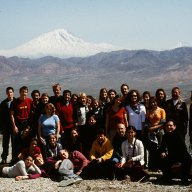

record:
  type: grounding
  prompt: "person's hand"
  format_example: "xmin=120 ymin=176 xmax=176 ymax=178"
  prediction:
xmin=13 ymin=126 xmax=19 ymax=135
xmin=15 ymin=176 xmax=23 ymax=181
xmin=160 ymin=152 xmax=167 ymax=159
xmin=40 ymin=137 xmax=46 ymax=145
xmin=76 ymin=170 xmax=82 ymax=175
xmin=115 ymin=163 xmax=124 ymax=168
xmin=96 ymin=158 xmax=103 ymax=163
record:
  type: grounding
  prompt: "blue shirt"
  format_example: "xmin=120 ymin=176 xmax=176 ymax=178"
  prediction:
xmin=40 ymin=114 xmax=60 ymax=136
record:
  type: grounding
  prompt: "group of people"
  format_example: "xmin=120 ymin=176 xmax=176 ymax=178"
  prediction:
xmin=0 ymin=83 xmax=191 ymax=185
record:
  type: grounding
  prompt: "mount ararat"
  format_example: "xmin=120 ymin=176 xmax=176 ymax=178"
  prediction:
xmin=0 ymin=29 xmax=118 ymax=58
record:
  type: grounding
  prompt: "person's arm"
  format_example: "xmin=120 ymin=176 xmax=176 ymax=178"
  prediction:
xmin=55 ymin=119 xmax=60 ymax=141
xmin=131 ymin=140 xmax=144 ymax=162
xmin=124 ymin=110 xmax=128 ymax=128
xmin=10 ymin=110 xmax=18 ymax=135
xmin=73 ymin=151 xmax=89 ymax=174
xmin=38 ymin=117 xmax=45 ymax=144
xmin=100 ymin=140 xmax=114 ymax=161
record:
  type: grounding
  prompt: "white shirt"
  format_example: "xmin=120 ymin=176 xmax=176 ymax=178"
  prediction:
xmin=125 ymin=104 xmax=146 ymax=131
xmin=121 ymin=138 xmax=145 ymax=165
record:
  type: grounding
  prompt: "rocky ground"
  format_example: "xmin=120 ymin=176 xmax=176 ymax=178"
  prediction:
xmin=0 ymin=135 xmax=192 ymax=192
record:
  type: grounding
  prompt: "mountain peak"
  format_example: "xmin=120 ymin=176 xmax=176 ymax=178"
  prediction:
xmin=0 ymin=29 xmax=119 ymax=58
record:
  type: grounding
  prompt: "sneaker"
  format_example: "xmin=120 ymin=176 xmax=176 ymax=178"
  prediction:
xmin=59 ymin=178 xmax=76 ymax=187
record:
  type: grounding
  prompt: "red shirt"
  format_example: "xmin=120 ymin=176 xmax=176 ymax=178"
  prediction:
xmin=107 ymin=106 xmax=127 ymax=130
xmin=56 ymin=101 xmax=74 ymax=131
xmin=10 ymin=97 xmax=32 ymax=121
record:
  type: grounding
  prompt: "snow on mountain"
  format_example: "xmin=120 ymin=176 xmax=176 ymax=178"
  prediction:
xmin=0 ymin=29 xmax=120 ymax=58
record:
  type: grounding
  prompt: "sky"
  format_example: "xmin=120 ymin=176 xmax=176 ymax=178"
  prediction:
xmin=0 ymin=0 xmax=192 ymax=51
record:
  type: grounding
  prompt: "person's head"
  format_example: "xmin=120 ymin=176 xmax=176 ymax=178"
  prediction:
xmin=34 ymin=154 xmax=44 ymax=167
xmin=19 ymin=86 xmax=28 ymax=99
xmin=171 ymin=87 xmax=180 ymax=100
xmin=6 ymin=87 xmax=14 ymax=99
xmin=126 ymin=126 xmax=137 ymax=141
xmin=30 ymin=138 xmax=38 ymax=150
xmin=45 ymin=103 xmax=56 ymax=115
xmin=88 ymin=115 xmax=97 ymax=126
xmin=63 ymin=90 xmax=71 ymax=102
xmin=121 ymin=84 xmax=129 ymax=97
xmin=116 ymin=123 xmax=126 ymax=137
xmin=92 ymin=98 xmax=100 ymax=109
xmin=71 ymin=128 xmax=79 ymax=138
xmin=52 ymin=83 xmax=61 ymax=97
xmin=59 ymin=149 xmax=69 ymax=159
xmin=87 ymin=95 xmax=93 ymax=107
xmin=20 ymin=126 xmax=31 ymax=139
xmin=155 ymin=88 xmax=166 ymax=102
xmin=112 ymin=94 xmax=123 ymax=106
xmin=31 ymin=90 xmax=40 ymax=103
xmin=108 ymin=89 xmax=117 ymax=102
xmin=127 ymin=89 xmax=141 ymax=104
xmin=78 ymin=92 xmax=87 ymax=105
xmin=24 ymin=156 xmax=33 ymax=168
xmin=41 ymin=93 xmax=49 ymax=104
xmin=71 ymin=94 xmax=78 ymax=105
xmin=165 ymin=119 xmax=176 ymax=133
xmin=49 ymin=134 xmax=57 ymax=146
xmin=149 ymin=96 xmax=158 ymax=109
xmin=142 ymin=91 xmax=151 ymax=103
xmin=99 ymin=88 xmax=108 ymax=101
xmin=96 ymin=129 xmax=106 ymax=144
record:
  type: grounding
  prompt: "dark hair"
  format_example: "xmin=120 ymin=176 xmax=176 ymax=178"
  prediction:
xmin=121 ymin=83 xmax=129 ymax=91
xmin=155 ymin=88 xmax=166 ymax=101
xmin=112 ymin=94 xmax=123 ymax=105
xmin=31 ymin=90 xmax=40 ymax=97
xmin=126 ymin=125 xmax=137 ymax=133
xmin=108 ymin=89 xmax=117 ymax=95
xmin=171 ymin=87 xmax=180 ymax=94
xmin=19 ymin=86 xmax=28 ymax=93
xmin=165 ymin=119 xmax=176 ymax=126
xmin=142 ymin=91 xmax=151 ymax=98
xmin=127 ymin=89 xmax=141 ymax=103
xmin=41 ymin=92 xmax=49 ymax=98
xmin=149 ymin=96 xmax=157 ymax=108
xmin=6 ymin=87 xmax=14 ymax=93
xmin=97 ymin=129 xmax=105 ymax=136
xmin=63 ymin=90 xmax=71 ymax=97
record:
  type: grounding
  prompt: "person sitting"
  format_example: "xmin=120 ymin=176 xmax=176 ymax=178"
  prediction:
xmin=0 ymin=155 xmax=41 ymax=181
xmin=112 ymin=123 xmax=127 ymax=163
xmin=46 ymin=134 xmax=62 ymax=158
xmin=88 ymin=129 xmax=114 ymax=179
xmin=63 ymin=128 xmax=82 ymax=153
xmin=18 ymin=138 xmax=42 ymax=160
xmin=115 ymin=126 xmax=145 ymax=181
xmin=159 ymin=119 xmax=191 ymax=185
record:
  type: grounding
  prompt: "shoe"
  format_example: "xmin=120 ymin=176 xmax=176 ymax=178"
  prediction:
xmin=181 ymin=179 xmax=191 ymax=186
xmin=59 ymin=178 xmax=76 ymax=187
xmin=124 ymin=175 xmax=131 ymax=181
xmin=0 ymin=159 xmax=7 ymax=165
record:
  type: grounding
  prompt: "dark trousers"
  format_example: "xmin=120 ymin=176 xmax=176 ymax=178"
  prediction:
xmin=1 ymin=127 xmax=14 ymax=160
xmin=12 ymin=120 xmax=29 ymax=162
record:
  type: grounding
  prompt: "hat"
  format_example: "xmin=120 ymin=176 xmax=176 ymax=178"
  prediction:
xmin=58 ymin=159 xmax=74 ymax=175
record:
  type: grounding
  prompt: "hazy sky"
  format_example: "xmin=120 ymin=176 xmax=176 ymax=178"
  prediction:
xmin=0 ymin=0 xmax=191 ymax=50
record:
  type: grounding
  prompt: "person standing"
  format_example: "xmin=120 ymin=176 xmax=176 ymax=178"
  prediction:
xmin=165 ymin=87 xmax=188 ymax=140
xmin=10 ymin=86 xmax=32 ymax=163
xmin=0 ymin=87 xmax=16 ymax=164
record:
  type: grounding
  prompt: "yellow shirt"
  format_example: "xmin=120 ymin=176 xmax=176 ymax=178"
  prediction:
xmin=90 ymin=137 xmax=114 ymax=161
xmin=146 ymin=107 xmax=166 ymax=126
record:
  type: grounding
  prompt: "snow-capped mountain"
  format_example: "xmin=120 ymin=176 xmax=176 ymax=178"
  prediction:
xmin=0 ymin=29 xmax=119 ymax=58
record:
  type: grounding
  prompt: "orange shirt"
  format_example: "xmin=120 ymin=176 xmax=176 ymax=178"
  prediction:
xmin=146 ymin=107 xmax=166 ymax=126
